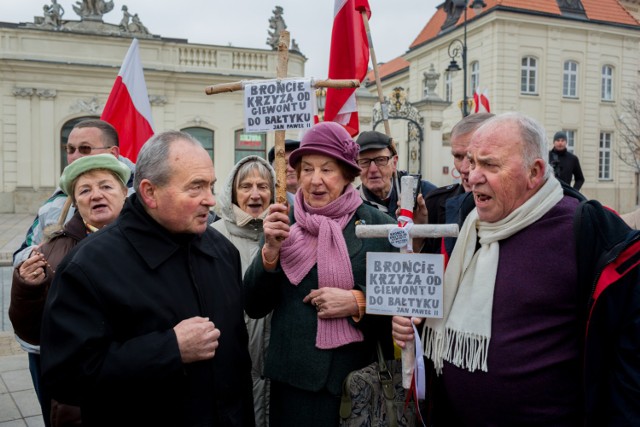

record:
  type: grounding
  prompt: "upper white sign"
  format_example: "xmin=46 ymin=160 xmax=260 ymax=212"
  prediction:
xmin=244 ymin=78 xmax=315 ymax=132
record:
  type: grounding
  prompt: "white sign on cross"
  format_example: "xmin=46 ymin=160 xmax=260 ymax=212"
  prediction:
xmin=356 ymin=175 xmax=459 ymax=389
xmin=244 ymin=78 xmax=315 ymax=132
xmin=365 ymin=252 xmax=444 ymax=318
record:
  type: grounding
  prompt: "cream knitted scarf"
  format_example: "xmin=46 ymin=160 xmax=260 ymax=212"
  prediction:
xmin=423 ymin=176 xmax=563 ymax=373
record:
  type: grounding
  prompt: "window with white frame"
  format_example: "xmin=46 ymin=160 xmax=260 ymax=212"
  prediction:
xmin=183 ymin=127 xmax=215 ymax=162
xmin=521 ymin=56 xmax=537 ymax=94
xmin=599 ymin=132 xmax=612 ymax=180
xmin=563 ymin=61 xmax=578 ymax=98
xmin=445 ymin=71 xmax=453 ymax=103
xmin=601 ymin=65 xmax=614 ymax=101
xmin=564 ymin=129 xmax=576 ymax=153
xmin=470 ymin=61 xmax=480 ymax=94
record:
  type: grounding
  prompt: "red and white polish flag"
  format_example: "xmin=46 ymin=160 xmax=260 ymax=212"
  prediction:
xmin=101 ymin=38 xmax=154 ymax=162
xmin=473 ymin=87 xmax=491 ymax=113
xmin=480 ymin=88 xmax=491 ymax=113
xmin=473 ymin=87 xmax=480 ymax=114
xmin=323 ymin=0 xmax=371 ymax=137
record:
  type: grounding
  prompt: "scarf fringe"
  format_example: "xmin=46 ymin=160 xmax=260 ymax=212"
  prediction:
xmin=423 ymin=326 xmax=489 ymax=374
xmin=445 ymin=328 xmax=489 ymax=373
xmin=423 ymin=326 xmax=445 ymax=375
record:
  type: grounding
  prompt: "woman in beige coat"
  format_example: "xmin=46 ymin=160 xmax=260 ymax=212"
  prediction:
xmin=211 ymin=155 xmax=275 ymax=427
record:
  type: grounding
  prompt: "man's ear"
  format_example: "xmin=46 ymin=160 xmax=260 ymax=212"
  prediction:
xmin=138 ymin=179 xmax=158 ymax=209
xmin=109 ymin=145 xmax=120 ymax=158
xmin=528 ymin=158 xmax=546 ymax=189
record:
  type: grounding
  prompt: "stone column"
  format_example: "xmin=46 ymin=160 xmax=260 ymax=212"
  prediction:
xmin=149 ymin=95 xmax=168 ymax=131
xmin=413 ymin=100 xmax=449 ymax=187
xmin=12 ymin=87 xmax=35 ymax=188
xmin=36 ymin=88 xmax=58 ymax=187
xmin=424 ymin=117 xmax=444 ymax=184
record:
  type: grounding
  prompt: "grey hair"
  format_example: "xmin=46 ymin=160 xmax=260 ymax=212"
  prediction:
xmin=482 ymin=112 xmax=551 ymax=179
xmin=232 ymin=159 xmax=274 ymax=204
xmin=134 ymin=130 xmax=203 ymax=194
xmin=450 ymin=112 xmax=495 ymax=140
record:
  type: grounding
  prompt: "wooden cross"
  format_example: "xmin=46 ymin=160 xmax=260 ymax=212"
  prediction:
xmin=356 ymin=175 xmax=459 ymax=388
xmin=205 ymin=30 xmax=360 ymax=204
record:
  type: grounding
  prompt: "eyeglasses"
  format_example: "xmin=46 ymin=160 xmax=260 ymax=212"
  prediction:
xmin=64 ymin=145 xmax=111 ymax=155
xmin=357 ymin=156 xmax=391 ymax=168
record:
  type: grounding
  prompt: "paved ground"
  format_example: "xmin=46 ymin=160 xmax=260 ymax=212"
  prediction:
xmin=0 ymin=213 xmax=46 ymax=426
xmin=0 ymin=214 xmax=33 ymax=267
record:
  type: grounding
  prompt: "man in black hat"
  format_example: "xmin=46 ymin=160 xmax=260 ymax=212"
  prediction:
xmin=268 ymin=139 xmax=300 ymax=205
xmin=355 ymin=130 xmax=436 ymax=219
xmin=549 ymin=131 xmax=584 ymax=190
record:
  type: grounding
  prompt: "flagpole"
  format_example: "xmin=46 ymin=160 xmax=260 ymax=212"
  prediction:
xmin=359 ymin=9 xmax=390 ymax=137
xmin=359 ymin=4 xmax=414 ymax=391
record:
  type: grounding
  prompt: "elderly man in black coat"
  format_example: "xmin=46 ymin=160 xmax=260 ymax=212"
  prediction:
xmin=41 ymin=131 xmax=254 ymax=426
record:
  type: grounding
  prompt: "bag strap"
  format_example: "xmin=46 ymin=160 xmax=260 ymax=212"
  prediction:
xmin=377 ymin=341 xmax=398 ymax=427
xmin=339 ymin=370 xmax=355 ymax=419
xmin=57 ymin=197 xmax=73 ymax=228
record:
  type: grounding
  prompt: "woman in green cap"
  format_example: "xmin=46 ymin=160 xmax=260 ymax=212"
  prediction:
xmin=9 ymin=153 xmax=130 ymax=427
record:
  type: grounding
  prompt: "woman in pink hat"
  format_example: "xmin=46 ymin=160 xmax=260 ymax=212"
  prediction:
xmin=244 ymin=121 xmax=397 ymax=426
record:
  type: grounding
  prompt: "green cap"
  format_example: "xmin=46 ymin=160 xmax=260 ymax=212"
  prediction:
xmin=59 ymin=154 xmax=131 ymax=196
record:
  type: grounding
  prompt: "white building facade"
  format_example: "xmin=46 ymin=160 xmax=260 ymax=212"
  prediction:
xmin=0 ymin=4 xmax=305 ymax=213
xmin=360 ymin=0 xmax=640 ymax=213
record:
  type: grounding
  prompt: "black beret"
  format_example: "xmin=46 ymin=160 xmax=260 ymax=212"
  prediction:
xmin=268 ymin=139 xmax=300 ymax=164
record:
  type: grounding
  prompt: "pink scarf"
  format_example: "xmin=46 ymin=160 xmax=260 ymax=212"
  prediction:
xmin=280 ymin=184 xmax=364 ymax=349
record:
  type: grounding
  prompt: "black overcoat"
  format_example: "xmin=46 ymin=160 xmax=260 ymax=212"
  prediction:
xmin=41 ymin=194 xmax=254 ymax=427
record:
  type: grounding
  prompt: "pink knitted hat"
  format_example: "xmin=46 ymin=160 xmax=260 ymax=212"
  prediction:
xmin=288 ymin=122 xmax=362 ymax=175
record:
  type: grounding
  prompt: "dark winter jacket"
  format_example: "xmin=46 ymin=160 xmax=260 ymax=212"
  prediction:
xmin=10 ymin=211 xmax=86 ymax=346
xmin=575 ymin=200 xmax=640 ymax=426
xmin=358 ymin=170 xmax=437 ymax=219
xmin=41 ymin=194 xmax=254 ymax=427
xmin=549 ymin=148 xmax=585 ymax=190
xmin=422 ymin=183 xmax=466 ymax=255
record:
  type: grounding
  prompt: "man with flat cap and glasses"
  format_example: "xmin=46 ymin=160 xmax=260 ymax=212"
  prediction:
xmin=355 ymin=130 xmax=436 ymax=219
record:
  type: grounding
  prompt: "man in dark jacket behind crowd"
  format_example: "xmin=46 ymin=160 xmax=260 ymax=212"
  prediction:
xmin=355 ymin=130 xmax=436 ymax=219
xmin=41 ymin=131 xmax=254 ymax=426
xmin=549 ymin=130 xmax=584 ymax=190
